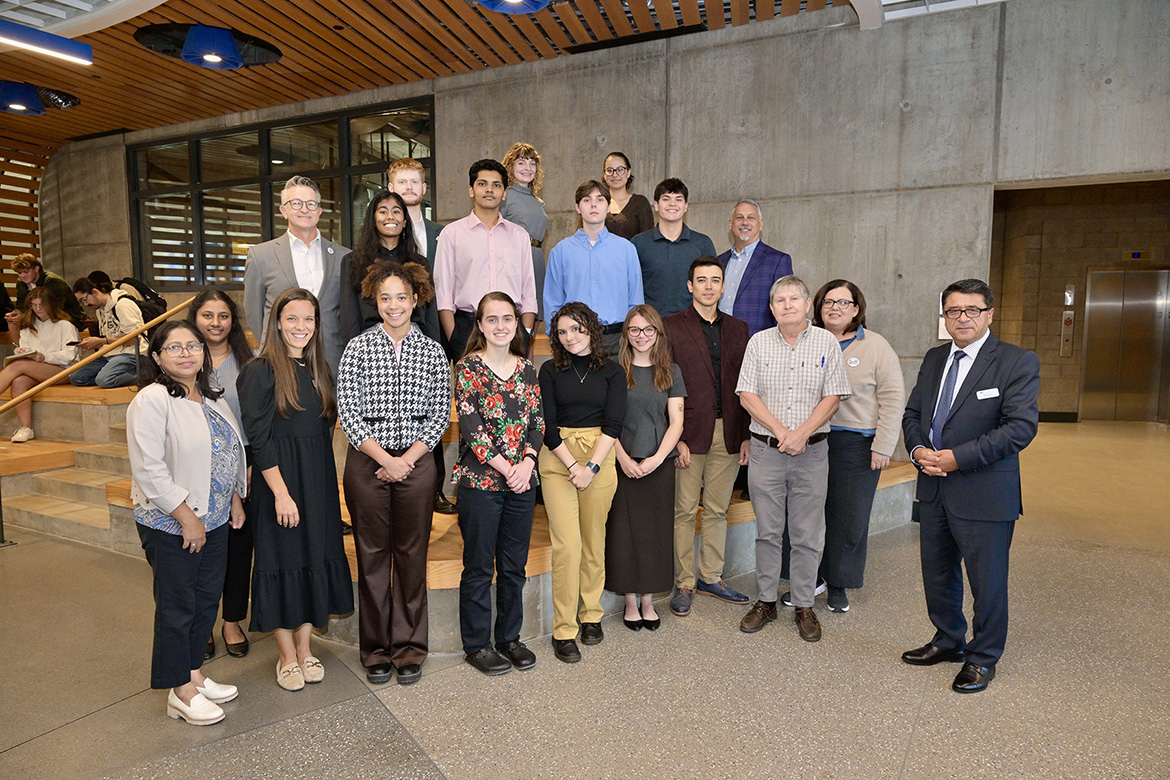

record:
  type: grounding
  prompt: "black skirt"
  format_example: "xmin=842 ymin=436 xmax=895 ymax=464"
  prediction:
xmin=604 ymin=462 xmax=675 ymax=594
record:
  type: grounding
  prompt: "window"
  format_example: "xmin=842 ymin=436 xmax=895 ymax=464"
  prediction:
xmin=129 ymin=97 xmax=434 ymax=290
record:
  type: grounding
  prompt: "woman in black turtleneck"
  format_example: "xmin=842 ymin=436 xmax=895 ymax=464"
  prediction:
xmin=339 ymin=190 xmax=440 ymax=344
xmin=537 ymin=301 xmax=626 ymax=665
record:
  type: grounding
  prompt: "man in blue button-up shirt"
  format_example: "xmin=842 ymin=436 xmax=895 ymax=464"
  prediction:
xmin=544 ymin=180 xmax=644 ymax=356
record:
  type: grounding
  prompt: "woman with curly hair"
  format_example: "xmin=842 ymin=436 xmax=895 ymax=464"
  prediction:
xmin=237 ymin=288 xmax=353 ymax=693
xmin=452 ymin=291 xmax=544 ymax=676
xmin=606 ymin=305 xmax=685 ymax=632
xmin=336 ymin=261 xmax=450 ymax=686
xmin=499 ymin=142 xmax=549 ymax=326
xmin=538 ymin=301 xmax=626 ymax=663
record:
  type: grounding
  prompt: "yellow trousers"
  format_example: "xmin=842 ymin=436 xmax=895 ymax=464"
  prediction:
xmin=539 ymin=427 xmax=618 ymax=641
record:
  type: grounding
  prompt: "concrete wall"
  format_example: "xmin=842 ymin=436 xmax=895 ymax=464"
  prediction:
xmin=39 ymin=0 xmax=1170 ymax=421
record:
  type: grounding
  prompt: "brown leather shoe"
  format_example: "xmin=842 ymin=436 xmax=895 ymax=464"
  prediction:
xmin=739 ymin=601 xmax=778 ymax=633
xmin=794 ymin=607 xmax=822 ymax=642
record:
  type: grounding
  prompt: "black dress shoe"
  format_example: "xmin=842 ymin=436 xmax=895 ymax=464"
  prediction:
xmin=580 ymin=622 xmax=604 ymax=645
xmin=366 ymin=663 xmax=394 ymax=684
xmin=623 ymin=617 xmax=643 ymax=631
xmin=222 ymin=627 xmax=249 ymax=658
xmin=341 ymin=522 xmax=353 ymax=536
xmin=204 ymin=636 xmax=215 ymax=661
xmin=433 ymin=491 xmax=457 ymax=514
xmin=465 ymin=647 xmax=512 ymax=676
xmin=642 ymin=617 xmax=661 ymax=631
xmin=952 ymin=662 xmax=995 ymax=693
xmin=901 ymin=643 xmax=966 ymax=666
xmin=552 ymin=638 xmax=581 ymax=663
xmin=499 ymin=640 xmax=537 ymax=670
xmin=740 ymin=485 xmax=750 ymax=501
xmin=396 ymin=663 xmax=422 ymax=685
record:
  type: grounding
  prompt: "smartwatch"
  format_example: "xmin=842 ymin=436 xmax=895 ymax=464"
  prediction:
xmin=585 ymin=461 xmax=600 ymax=474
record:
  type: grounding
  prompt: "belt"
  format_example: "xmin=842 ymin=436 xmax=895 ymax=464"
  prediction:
xmin=531 ymin=238 xmax=543 ymax=249
xmin=751 ymin=431 xmax=827 ymax=449
xmin=601 ymin=323 xmax=623 ymax=335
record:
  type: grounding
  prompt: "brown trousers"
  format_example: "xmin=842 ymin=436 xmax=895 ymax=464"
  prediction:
xmin=343 ymin=447 xmax=435 ymax=668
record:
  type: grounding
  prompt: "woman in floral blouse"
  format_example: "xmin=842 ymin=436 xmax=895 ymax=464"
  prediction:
xmin=336 ymin=262 xmax=450 ymax=687
xmin=453 ymin=291 xmax=545 ymax=677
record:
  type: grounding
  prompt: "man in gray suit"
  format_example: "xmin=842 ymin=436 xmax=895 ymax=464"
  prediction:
xmin=244 ymin=175 xmax=348 ymax=373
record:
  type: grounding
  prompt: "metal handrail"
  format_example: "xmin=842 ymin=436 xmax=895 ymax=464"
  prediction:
xmin=0 ymin=296 xmax=196 ymax=415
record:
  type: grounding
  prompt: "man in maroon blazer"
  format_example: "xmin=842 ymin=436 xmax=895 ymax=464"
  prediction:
xmin=663 ymin=256 xmax=752 ymax=617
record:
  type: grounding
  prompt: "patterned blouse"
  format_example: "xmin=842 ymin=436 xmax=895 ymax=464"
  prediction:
xmin=134 ymin=404 xmax=240 ymax=534
xmin=336 ymin=323 xmax=451 ymax=452
xmin=453 ymin=354 xmax=545 ymax=492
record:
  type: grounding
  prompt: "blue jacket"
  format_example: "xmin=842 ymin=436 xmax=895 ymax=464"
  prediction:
xmin=717 ymin=241 xmax=793 ymax=336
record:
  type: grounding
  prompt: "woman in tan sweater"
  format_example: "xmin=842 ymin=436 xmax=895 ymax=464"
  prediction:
xmin=811 ymin=279 xmax=905 ymax=614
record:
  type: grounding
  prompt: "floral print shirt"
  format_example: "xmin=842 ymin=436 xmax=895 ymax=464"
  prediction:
xmin=453 ymin=354 xmax=545 ymax=491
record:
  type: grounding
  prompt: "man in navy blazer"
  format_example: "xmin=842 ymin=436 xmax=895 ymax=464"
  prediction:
xmin=901 ymin=278 xmax=1040 ymax=693
xmin=717 ymin=199 xmax=794 ymax=336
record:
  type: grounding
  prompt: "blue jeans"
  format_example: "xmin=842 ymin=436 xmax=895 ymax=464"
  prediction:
xmin=70 ymin=353 xmax=141 ymax=388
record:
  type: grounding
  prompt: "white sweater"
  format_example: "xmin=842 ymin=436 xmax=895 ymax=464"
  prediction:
xmin=18 ymin=317 xmax=79 ymax=367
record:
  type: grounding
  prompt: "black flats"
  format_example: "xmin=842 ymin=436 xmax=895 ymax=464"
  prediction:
xmin=222 ymin=627 xmax=249 ymax=658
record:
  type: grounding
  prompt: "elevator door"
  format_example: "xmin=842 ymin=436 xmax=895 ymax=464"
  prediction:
xmin=1081 ymin=270 xmax=1170 ymax=421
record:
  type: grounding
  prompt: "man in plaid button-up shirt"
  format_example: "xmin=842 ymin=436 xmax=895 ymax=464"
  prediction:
xmin=735 ymin=276 xmax=850 ymax=643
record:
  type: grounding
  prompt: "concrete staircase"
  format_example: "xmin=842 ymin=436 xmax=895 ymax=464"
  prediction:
xmin=0 ymin=387 xmax=134 ymax=551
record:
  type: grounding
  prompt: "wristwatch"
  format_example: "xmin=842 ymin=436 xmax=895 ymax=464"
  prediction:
xmin=585 ymin=461 xmax=600 ymax=474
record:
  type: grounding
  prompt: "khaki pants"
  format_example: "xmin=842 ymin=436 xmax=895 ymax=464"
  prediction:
xmin=539 ymin=427 xmax=618 ymax=641
xmin=673 ymin=418 xmax=742 ymax=590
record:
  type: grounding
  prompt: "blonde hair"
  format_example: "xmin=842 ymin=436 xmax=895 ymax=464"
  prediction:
xmin=501 ymin=142 xmax=544 ymax=200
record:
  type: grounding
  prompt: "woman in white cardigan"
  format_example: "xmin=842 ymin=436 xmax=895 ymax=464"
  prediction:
xmin=0 ymin=287 xmax=78 ymax=443
xmin=126 ymin=320 xmax=247 ymax=727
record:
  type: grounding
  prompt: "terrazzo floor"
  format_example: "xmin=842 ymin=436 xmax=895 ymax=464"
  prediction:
xmin=0 ymin=422 xmax=1167 ymax=779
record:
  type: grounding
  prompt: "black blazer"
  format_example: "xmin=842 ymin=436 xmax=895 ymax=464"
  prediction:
xmin=902 ymin=332 xmax=1040 ymax=523
xmin=664 ymin=305 xmax=750 ymax=456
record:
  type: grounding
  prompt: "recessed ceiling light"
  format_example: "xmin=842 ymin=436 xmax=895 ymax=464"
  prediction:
xmin=9 ymin=103 xmax=26 ymax=111
xmin=203 ymin=53 xmax=223 ymax=63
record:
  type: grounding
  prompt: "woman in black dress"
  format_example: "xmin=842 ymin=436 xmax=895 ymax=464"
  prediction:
xmin=606 ymin=305 xmax=685 ymax=631
xmin=237 ymin=288 xmax=353 ymax=692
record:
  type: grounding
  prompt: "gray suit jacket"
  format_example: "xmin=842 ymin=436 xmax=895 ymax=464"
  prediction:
xmin=243 ymin=232 xmax=349 ymax=374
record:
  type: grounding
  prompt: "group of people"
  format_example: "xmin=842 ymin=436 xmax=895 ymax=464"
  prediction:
xmin=120 ymin=145 xmax=1040 ymax=728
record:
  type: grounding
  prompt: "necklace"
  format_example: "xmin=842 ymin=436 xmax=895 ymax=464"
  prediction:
xmin=571 ymin=363 xmax=588 ymax=384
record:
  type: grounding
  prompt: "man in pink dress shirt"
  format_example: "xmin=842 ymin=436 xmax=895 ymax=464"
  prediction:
xmin=434 ymin=159 xmax=538 ymax=360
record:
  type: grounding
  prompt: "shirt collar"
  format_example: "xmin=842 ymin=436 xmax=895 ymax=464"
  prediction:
xmin=853 ymin=324 xmax=866 ymax=339
xmin=732 ymin=239 xmax=760 ymax=259
xmin=287 ymin=230 xmax=321 ymax=249
xmin=950 ymin=328 xmax=991 ymax=360
xmin=575 ymin=227 xmax=611 ymax=244
xmin=654 ymin=224 xmax=692 ymax=242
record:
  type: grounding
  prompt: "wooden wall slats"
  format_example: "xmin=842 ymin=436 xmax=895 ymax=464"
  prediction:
xmin=475 ymin=9 xmax=544 ymax=63
xmin=706 ymin=0 xmax=726 ymax=29
xmin=510 ymin=13 xmax=560 ymax=60
xmin=534 ymin=8 xmax=574 ymax=50
xmin=624 ymin=0 xmax=657 ymax=34
xmin=754 ymin=0 xmax=775 ymax=21
xmin=677 ymin=0 xmax=704 ymax=27
xmin=308 ymin=0 xmax=454 ymax=78
xmin=780 ymin=0 xmax=800 ymax=16
xmin=396 ymin=0 xmax=501 ymax=69
xmin=807 ymin=0 xmax=828 ymax=10
xmin=436 ymin=0 xmax=527 ymax=66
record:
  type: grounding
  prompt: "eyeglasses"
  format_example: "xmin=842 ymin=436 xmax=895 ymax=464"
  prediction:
xmin=158 ymin=343 xmax=205 ymax=356
xmin=604 ymin=166 xmax=629 ymax=176
xmin=627 ymin=326 xmax=657 ymax=337
xmin=822 ymin=298 xmax=855 ymax=309
xmin=943 ymin=307 xmax=991 ymax=320
xmin=282 ymin=199 xmax=321 ymax=211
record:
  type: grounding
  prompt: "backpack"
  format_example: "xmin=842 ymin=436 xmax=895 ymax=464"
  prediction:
xmin=114 ymin=277 xmax=168 ymax=323
xmin=106 ymin=290 xmax=162 ymax=340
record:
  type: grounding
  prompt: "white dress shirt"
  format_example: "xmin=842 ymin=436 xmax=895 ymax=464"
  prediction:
xmin=288 ymin=229 xmax=324 ymax=297
xmin=412 ymin=217 xmax=427 ymax=257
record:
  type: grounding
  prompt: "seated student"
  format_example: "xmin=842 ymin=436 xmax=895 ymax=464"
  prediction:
xmin=543 ymin=180 xmax=644 ymax=358
xmin=0 ymin=288 xmax=79 ymax=443
xmin=70 ymin=277 xmax=147 ymax=388
xmin=8 ymin=253 xmax=83 ymax=327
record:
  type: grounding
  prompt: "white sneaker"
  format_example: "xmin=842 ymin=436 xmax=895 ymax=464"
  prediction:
xmin=195 ymin=677 xmax=238 ymax=704
xmin=166 ymin=690 xmax=224 ymax=725
xmin=10 ymin=427 xmax=34 ymax=443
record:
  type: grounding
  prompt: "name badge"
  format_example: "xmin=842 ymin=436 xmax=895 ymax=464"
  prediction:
xmin=846 ymin=357 xmax=860 ymax=367
xmin=976 ymin=388 xmax=1000 ymax=400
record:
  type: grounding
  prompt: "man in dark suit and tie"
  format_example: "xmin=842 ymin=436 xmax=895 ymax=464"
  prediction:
xmin=902 ymin=278 xmax=1040 ymax=693
xmin=244 ymin=175 xmax=347 ymax=374
xmin=663 ymin=257 xmax=752 ymax=617
xmin=717 ymin=199 xmax=794 ymax=337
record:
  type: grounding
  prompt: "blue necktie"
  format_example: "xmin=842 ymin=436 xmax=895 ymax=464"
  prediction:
xmin=931 ymin=351 xmax=965 ymax=450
